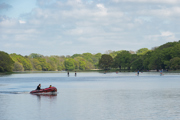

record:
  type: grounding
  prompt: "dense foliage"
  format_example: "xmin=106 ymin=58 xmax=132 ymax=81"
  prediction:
xmin=99 ymin=54 xmax=113 ymax=69
xmin=8 ymin=53 xmax=101 ymax=71
xmin=1 ymin=41 xmax=180 ymax=72
xmin=0 ymin=51 xmax=14 ymax=72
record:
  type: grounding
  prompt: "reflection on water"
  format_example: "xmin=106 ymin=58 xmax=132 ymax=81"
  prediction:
xmin=31 ymin=93 xmax=57 ymax=103
xmin=31 ymin=94 xmax=57 ymax=97
xmin=31 ymin=93 xmax=57 ymax=100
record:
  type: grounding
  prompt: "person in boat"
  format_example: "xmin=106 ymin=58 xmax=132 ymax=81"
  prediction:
xmin=36 ymin=84 xmax=41 ymax=90
xmin=49 ymin=85 xmax=52 ymax=88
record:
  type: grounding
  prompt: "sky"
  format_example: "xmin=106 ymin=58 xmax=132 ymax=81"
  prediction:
xmin=0 ymin=0 xmax=180 ymax=56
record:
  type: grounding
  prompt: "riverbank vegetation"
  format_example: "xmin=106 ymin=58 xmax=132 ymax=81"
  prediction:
xmin=0 ymin=41 xmax=180 ymax=72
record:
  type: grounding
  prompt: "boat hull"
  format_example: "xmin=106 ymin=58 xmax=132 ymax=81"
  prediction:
xmin=30 ymin=87 xmax=57 ymax=94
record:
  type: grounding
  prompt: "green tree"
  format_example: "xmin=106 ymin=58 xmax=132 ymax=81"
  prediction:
xmin=0 ymin=66 xmax=3 ymax=72
xmin=109 ymin=50 xmax=124 ymax=58
xmin=148 ymin=51 xmax=163 ymax=70
xmin=74 ymin=57 xmax=87 ymax=70
xmin=71 ymin=54 xmax=82 ymax=58
xmin=87 ymin=61 xmax=94 ymax=69
xmin=29 ymin=53 xmax=43 ymax=58
xmin=10 ymin=53 xmax=32 ymax=71
xmin=113 ymin=51 xmax=131 ymax=70
xmin=94 ymin=53 xmax=102 ymax=59
xmin=169 ymin=57 xmax=180 ymax=70
xmin=0 ymin=51 xmax=14 ymax=72
xmin=37 ymin=57 xmax=48 ymax=71
xmin=136 ymin=48 xmax=149 ymax=55
xmin=131 ymin=58 xmax=143 ymax=70
xmin=164 ymin=61 xmax=170 ymax=69
xmin=143 ymin=51 xmax=152 ymax=70
xmin=79 ymin=60 xmax=86 ymax=70
xmin=92 ymin=53 xmax=102 ymax=68
xmin=147 ymin=41 xmax=180 ymax=70
xmin=13 ymin=61 xmax=24 ymax=71
xmin=47 ymin=56 xmax=65 ymax=71
xmin=32 ymin=59 xmax=42 ymax=71
xmin=170 ymin=44 xmax=180 ymax=58
xmin=64 ymin=58 xmax=75 ymax=70
xmin=82 ymin=53 xmax=93 ymax=63
xmin=47 ymin=60 xmax=56 ymax=71
xmin=99 ymin=54 xmax=113 ymax=69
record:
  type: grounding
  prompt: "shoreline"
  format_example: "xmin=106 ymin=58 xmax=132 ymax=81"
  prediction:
xmin=1 ymin=69 xmax=180 ymax=74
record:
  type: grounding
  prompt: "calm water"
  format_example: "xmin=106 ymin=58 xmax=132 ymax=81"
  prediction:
xmin=0 ymin=72 xmax=180 ymax=120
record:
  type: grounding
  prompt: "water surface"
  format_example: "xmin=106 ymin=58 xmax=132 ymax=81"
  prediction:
xmin=0 ymin=72 xmax=180 ymax=120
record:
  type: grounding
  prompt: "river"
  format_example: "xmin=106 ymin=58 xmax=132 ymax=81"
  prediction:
xmin=0 ymin=71 xmax=180 ymax=120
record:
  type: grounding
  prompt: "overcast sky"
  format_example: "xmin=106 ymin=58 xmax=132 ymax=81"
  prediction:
xmin=0 ymin=0 xmax=180 ymax=56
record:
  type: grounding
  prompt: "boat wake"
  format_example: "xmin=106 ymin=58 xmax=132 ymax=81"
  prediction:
xmin=0 ymin=91 xmax=30 ymax=94
xmin=0 ymin=91 xmax=58 ymax=95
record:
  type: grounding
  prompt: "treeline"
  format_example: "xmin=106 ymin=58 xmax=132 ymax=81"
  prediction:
xmin=0 ymin=52 xmax=102 ymax=72
xmin=99 ymin=41 xmax=180 ymax=71
xmin=0 ymin=41 xmax=180 ymax=72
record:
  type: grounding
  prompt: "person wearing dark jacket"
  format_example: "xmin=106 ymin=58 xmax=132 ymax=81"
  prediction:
xmin=36 ymin=84 xmax=41 ymax=90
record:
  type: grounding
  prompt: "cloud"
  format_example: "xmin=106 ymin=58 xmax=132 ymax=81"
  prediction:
xmin=144 ymin=31 xmax=176 ymax=44
xmin=96 ymin=4 xmax=107 ymax=16
xmin=0 ymin=3 xmax=12 ymax=10
xmin=0 ymin=18 xmax=17 ymax=27
xmin=112 ymin=0 xmax=180 ymax=4
xmin=161 ymin=31 xmax=174 ymax=37
xmin=19 ymin=20 xmax=26 ymax=24
xmin=137 ymin=6 xmax=180 ymax=19
xmin=0 ymin=0 xmax=180 ymax=56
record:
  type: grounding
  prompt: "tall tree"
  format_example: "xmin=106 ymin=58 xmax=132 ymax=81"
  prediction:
xmin=99 ymin=54 xmax=113 ymax=69
xmin=148 ymin=51 xmax=163 ymax=70
xmin=114 ymin=51 xmax=131 ymax=70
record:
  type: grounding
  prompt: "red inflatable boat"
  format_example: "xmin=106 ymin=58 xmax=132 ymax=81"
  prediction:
xmin=30 ymin=87 xmax=57 ymax=94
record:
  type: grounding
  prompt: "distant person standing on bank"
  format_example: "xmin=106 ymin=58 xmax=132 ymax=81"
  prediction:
xmin=67 ymin=71 xmax=69 ymax=77
xmin=75 ymin=71 xmax=77 ymax=77
xmin=137 ymin=70 xmax=139 ymax=76
xmin=160 ymin=69 xmax=162 ymax=76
